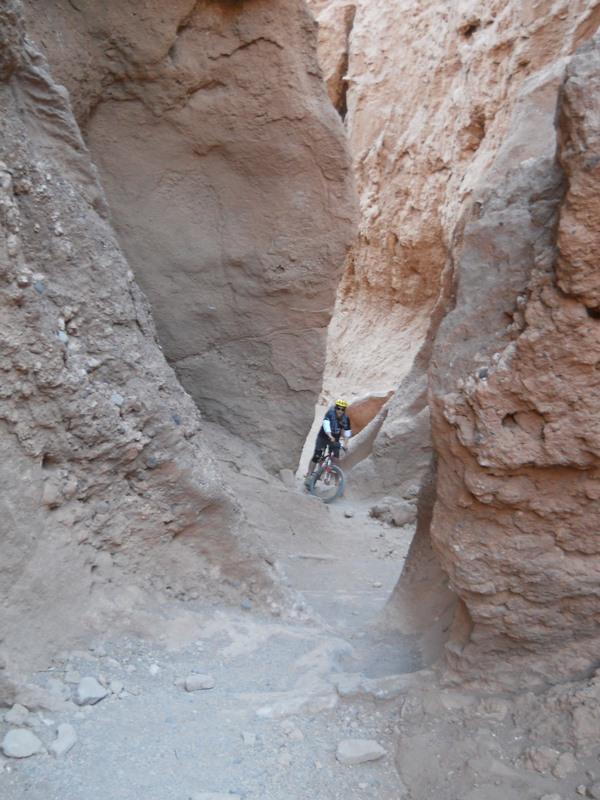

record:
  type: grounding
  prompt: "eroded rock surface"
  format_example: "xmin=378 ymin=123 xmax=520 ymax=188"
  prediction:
xmin=27 ymin=0 xmax=356 ymax=470
xmin=430 ymin=33 xmax=600 ymax=687
xmin=312 ymin=0 xmax=600 ymax=685
xmin=311 ymin=0 xmax=600 ymax=495
xmin=0 ymin=1 xmax=277 ymax=689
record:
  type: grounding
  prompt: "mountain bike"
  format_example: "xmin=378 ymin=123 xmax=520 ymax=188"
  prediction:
xmin=306 ymin=443 xmax=345 ymax=504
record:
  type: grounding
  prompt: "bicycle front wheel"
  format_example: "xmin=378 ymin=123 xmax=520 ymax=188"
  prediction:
xmin=307 ymin=464 xmax=345 ymax=503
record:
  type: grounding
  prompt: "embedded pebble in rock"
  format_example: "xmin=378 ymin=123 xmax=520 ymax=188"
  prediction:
xmin=148 ymin=664 xmax=160 ymax=676
xmin=335 ymin=739 xmax=387 ymax=765
xmin=50 ymin=723 xmax=77 ymax=757
xmin=344 ymin=510 xmax=354 ymax=518
xmin=109 ymin=680 xmax=124 ymax=695
xmin=184 ymin=674 xmax=216 ymax=692
xmin=576 ymin=788 xmax=587 ymax=796
xmin=4 ymin=704 xmax=30 ymax=726
xmin=589 ymin=784 xmax=600 ymax=800
xmin=1 ymin=729 xmax=44 ymax=758
xmin=64 ymin=670 xmax=80 ymax=684
xmin=241 ymin=732 xmax=256 ymax=746
xmin=75 ymin=677 xmax=109 ymax=706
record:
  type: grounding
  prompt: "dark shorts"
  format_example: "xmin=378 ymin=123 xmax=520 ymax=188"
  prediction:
xmin=312 ymin=432 xmax=340 ymax=462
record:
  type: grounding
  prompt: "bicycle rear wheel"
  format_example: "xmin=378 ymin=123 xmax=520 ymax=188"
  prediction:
xmin=307 ymin=464 xmax=345 ymax=503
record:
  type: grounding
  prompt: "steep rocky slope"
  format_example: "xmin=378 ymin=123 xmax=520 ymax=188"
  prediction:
xmin=27 ymin=0 xmax=356 ymax=471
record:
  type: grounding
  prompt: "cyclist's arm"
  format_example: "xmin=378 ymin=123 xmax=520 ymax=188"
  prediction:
xmin=322 ymin=419 xmax=335 ymax=441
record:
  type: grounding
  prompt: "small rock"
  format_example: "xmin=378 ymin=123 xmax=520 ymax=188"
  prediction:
xmin=540 ymin=795 xmax=562 ymax=800
xmin=576 ymin=787 xmax=587 ymax=796
xmin=590 ymin=783 xmax=600 ymax=800
xmin=184 ymin=674 xmax=216 ymax=692
xmin=524 ymin=746 xmax=560 ymax=774
xmin=74 ymin=676 xmax=109 ymax=706
xmin=110 ymin=392 xmax=124 ymax=407
xmin=241 ymin=732 xmax=256 ymax=746
xmin=281 ymin=720 xmax=303 ymax=741
xmin=344 ymin=510 xmax=354 ymax=518
xmin=372 ymin=581 xmax=383 ymax=588
xmin=336 ymin=739 xmax=387 ymax=765
xmin=109 ymin=680 xmax=124 ymax=695
xmin=1 ymin=729 xmax=44 ymax=758
xmin=4 ymin=704 xmax=29 ymax=726
xmin=64 ymin=670 xmax=80 ymax=684
xmin=50 ymin=723 xmax=77 ymax=757
xmin=189 ymin=794 xmax=241 ymax=800
xmin=552 ymin=751 xmax=577 ymax=779
xmin=240 ymin=598 xmax=252 ymax=611
xmin=278 ymin=750 xmax=292 ymax=767
xmin=148 ymin=664 xmax=160 ymax=676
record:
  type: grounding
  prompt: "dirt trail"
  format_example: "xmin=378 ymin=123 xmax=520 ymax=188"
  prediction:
xmin=1 ymin=465 xmax=417 ymax=799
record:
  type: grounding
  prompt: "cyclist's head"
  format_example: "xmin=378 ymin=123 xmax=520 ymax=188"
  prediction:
xmin=335 ymin=398 xmax=349 ymax=412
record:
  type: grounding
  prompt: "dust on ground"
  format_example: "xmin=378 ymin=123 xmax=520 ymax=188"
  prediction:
xmin=3 ymin=466 xmax=600 ymax=800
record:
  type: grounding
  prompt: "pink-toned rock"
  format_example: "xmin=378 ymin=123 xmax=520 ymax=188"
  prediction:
xmin=312 ymin=0 xmax=600 ymax=685
xmin=311 ymin=0 xmax=600 ymax=502
xmin=428 ymin=33 xmax=600 ymax=687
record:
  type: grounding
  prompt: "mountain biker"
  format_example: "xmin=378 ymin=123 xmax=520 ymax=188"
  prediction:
xmin=305 ymin=399 xmax=352 ymax=482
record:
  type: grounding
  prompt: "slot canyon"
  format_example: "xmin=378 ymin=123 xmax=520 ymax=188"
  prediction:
xmin=2 ymin=0 xmax=600 ymax=797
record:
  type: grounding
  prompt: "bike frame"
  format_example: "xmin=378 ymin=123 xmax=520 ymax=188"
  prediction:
xmin=316 ymin=443 xmax=343 ymax=477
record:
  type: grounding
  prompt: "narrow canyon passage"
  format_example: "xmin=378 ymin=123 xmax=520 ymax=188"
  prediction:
xmin=2 ymin=459 xmax=421 ymax=800
xmin=5 ymin=1 xmax=600 ymax=798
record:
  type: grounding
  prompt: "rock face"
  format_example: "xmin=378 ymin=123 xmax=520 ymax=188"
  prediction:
xmin=312 ymin=1 xmax=600 ymax=685
xmin=311 ymin=0 xmax=600 ymax=492
xmin=0 ymin=1 xmax=277 ymax=688
xmin=27 ymin=0 xmax=356 ymax=470
xmin=430 ymin=32 xmax=600 ymax=687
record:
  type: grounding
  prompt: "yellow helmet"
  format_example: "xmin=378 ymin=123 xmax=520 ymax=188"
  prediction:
xmin=335 ymin=398 xmax=349 ymax=409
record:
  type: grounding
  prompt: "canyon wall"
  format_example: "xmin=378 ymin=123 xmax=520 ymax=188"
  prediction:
xmin=312 ymin=0 xmax=600 ymax=686
xmin=1 ymin=0 xmax=334 ymax=694
xmin=312 ymin=0 xmax=600 ymax=498
xmin=27 ymin=0 xmax=356 ymax=471
xmin=431 ymin=32 xmax=600 ymax=688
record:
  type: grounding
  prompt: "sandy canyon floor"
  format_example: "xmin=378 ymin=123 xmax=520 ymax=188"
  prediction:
xmin=2 ymin=460 xmax=600 ymax=800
